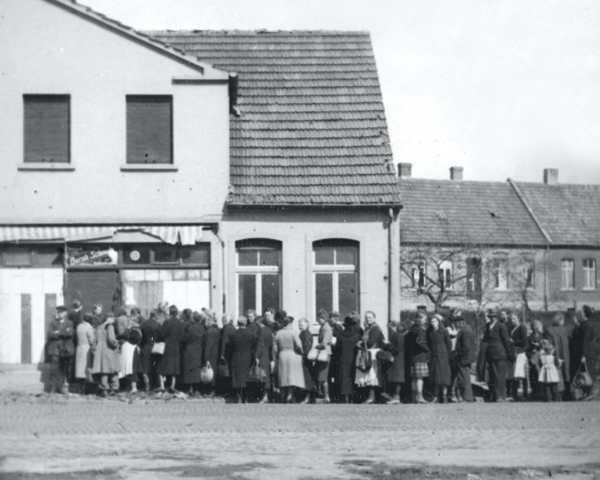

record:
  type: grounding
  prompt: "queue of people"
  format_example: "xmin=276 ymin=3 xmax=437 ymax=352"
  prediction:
xmin=45 ymin=301 xmax=600 ymax=403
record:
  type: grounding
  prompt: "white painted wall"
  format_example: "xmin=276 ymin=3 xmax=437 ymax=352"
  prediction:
xmin=0 ymin=269 xmax=63 ymax=364
xmin=0 ymin=0 xmax=230 ymax=223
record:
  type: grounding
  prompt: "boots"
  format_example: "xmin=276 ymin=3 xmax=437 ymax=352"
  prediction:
xmin=362 ymin=388 xmax=375 ymax=404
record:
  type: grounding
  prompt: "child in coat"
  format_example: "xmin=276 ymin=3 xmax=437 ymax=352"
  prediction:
xmin=538 ymin=339 xmax=561 ymax=402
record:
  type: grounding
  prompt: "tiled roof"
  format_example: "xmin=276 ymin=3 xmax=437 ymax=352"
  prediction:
xmin=514 ymin=182 xmax=600 ymax=246
xmin=398 ymin=179 xmax=547 ymax=246
xmin=47 ymin=1 xmax=228 ymax=79
xmin=147 ymin=30 xmax=401 ymax=206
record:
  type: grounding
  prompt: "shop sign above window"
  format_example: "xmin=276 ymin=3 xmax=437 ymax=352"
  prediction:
xmin=67 ymin=247 xmax=118 ymax=267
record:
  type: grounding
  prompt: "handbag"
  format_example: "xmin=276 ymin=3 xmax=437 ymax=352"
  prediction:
xmin=316 ymin=349 xmax=330 ymax=363
xmin=201 ymin=361 xmax=214 ymax=384
xmin=217 ymin=357 xmax=230 ymax=378
xmin=248 ymin=362 xmax=267 ymax=383
xmin=506 ymin=344 xmax=517 ymax=362
xmin=573 ymin=362 xmax=593 ymax=389
xmin=307 ymin=348 xmax=319 ymax=362
xmin=151 ymin=342 xmax=165 ymax=355
xmin=376 ymin=350 xmax=394 ymax=364
xmin=356 ymin=347 xmax=372 ymax=373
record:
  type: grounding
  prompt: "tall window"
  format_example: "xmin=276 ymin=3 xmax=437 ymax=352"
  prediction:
xmin=439 ymin=260 xmax=452 ymax=289
xmin=583 ymin=259 xmax=596 ymax=290
xmin=126 ymin=95 xmax=173 ymax=164
xmin=492 ymin=258 xmax=509 ymax=290
xmin=313 ymin=239 xmax=359 ymax=319
xmin=236 ymin=239 xmax=281 ymax=316
xmin=524 ymin=259 xmax=535 ymax=289
xmin=466 ymin=257 xmax=482 ymax=301
xmin=561 ymin=259 xmax=575 ymax=290
xmin=24 ymin=95 xmax=70 ymax=163
xmin=411 ymin=260 xmax=426 ymax=290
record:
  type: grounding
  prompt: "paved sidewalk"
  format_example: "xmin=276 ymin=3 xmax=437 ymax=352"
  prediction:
xmin=0 ymin=396 xmax=598 ymax=479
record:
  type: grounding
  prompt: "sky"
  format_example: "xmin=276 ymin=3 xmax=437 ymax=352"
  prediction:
xmin=83 ymin=0 xmax=600 ymax=184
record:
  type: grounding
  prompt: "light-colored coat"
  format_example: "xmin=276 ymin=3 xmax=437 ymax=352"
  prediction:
xmin=92 ymin=321 xmax=120 ymax=374
xmin=274 ymin=327 xmax=305 ymax=389
xmin=75 ymin=321 xmax=94 ymax=380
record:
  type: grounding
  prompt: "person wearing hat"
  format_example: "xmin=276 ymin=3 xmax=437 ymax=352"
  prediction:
xmin=581 ymin=305 xmax=600 ymax=400
xmin=453 ymin=310 xmax=475 ymax=402
xmin=47 ymin=306 xmax=75 ymax=394
xmin=482 ymin=309 xmax=511 ymax=402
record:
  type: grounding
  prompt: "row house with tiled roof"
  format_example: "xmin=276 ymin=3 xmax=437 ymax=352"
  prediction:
xmin=0 ymin=0 xmax=401 ymax=364
xmin=398 ymin=164 xmax=600 ymax=313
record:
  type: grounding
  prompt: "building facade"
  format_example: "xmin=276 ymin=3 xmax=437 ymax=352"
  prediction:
xmin=0 ymin=1 xmax=401 ymax=364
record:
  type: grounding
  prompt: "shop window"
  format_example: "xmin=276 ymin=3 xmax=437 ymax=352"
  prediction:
xmin=126 ymin=95 xmax=173 ymax=164
xmin=122 ymin=244 xmax=210 ymax=267
xmin=561 ymin=259 xmax=575 ymax=290
xmin=313 ymin=239 xmax=359 ymax=319
xmin=583 ymin=259 xmax=596 ymax=290
xmin=24 ymin=95 xmax=70 ymax=163
xmin=2 ymin=246 xmax=32 ymax=266
xmin=34 ymin=246 xmax=64 ymax=267
xmin=1 ymin=245 xmax=63 ymax=267
xmin=123 ymin=246 xmax=152 ymax=265
xmin=236 ymin=239 xmax=282 ymax=315
xmin=466 ymin=257 xmax=482 ymax=301
xmin=492 ymin=258 xmax=509 ymax=290
xmin=153 ymin=245 xmax=179 ymax=264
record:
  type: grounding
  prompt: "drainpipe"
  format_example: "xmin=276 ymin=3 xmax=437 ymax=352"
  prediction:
xmin=544 ymin=244 xmax=549 ymax=312
xmin=388 ymin=207 xmax=401 ymax=324
xmin=211 ymin=226 xmax=227 ymax=317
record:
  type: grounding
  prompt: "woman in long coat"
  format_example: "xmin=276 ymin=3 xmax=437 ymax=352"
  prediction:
xmin=139 ymin=311 xmax=163 ymax=392
xmin=334 ymin=316 xmax=361 ymax=403
xmin=74 ymin=313 xmax=95 ymax=393
xmin=384 ymin=320 xmax=405 ymax=404
xmin=273 ymin=316 xmax=305 ymax=402
xmin=427 ymin=314 xmax=452 ymax=402
xmin=181 ymin=316 xmax=204 ymax=395
xmin=92 ymin=313 xmax=120 ymax=397
xmin=158 ymin=305 xmax=185 ymax=393
xmin=355 ymin=311 xmax=384 ymax=404
xmin=254 ymin=317 xmax=274 ymax=403
xmin=229 ymin=316 xmax=256 ymax=402
xmin=202 ymin=315 xmax=220 ymax=397
xmin=298 ymin=318 xmax=314 ymax=402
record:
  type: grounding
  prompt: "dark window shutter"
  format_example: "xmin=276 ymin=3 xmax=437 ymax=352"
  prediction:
xmin=23 ymin=95 xmax=70 ymax=163
xmin=126 ymin=96 xmax=172 ymax=164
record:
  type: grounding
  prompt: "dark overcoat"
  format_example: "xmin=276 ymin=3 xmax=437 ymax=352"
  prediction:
xmin=229 ymin=327 xmax=256 ymax=388
xmin=202 ymin=325 xmax=220 ymax=375
xmin=181 ymin=323 xmax=204 ymax=384
xmin=157 ymin=316 xmax=184 ymax=376
xmin=406 ymin=324 xmax=430 ymax=365
xmin=510 ymin=323 xmax=529 ymax=355
xmin=455 ymin=325 xmax=476 ymax=367
xmin=582 ymin=319 xmax=600 ymax=380
xmin=385 ymin=330 xmax=406 ymax=383
xmin=335 ymin=326 xmax=361 ymax=396
xmin=299 ymin=329 xmax=314 ymax=391
xmin=483 ymin=321 xmax=510 ymax=361
xmin=139 ymin=318 xmax=161 ymax=375
xmin=47 ymin=319 xmax=75 ymax=357
xmin=220 ymin=323 xmax=237 ymax=360
xmin=547 ymin=324 xmax=571 ymax=381
xmin=255 ymin=325 xmax=274 ymax=388
xmin=428 ymin=327 xmax=452 ymax=387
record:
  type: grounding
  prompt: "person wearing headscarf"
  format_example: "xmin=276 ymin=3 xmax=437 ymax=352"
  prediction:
xmin=181 ymin=311 xmax=204 ymax=396
xmin=334 ymin=316 xmax=362 ymax=403
xmin=355 ymin=311 xmax=384 ymax=404
xmin=74 ymin=312 xmax=95 ymax=394
xmin=273 ymin=316 xmax=305 ymax=402
xmin=202 ymin=313 xmax=220 ymax=397
xmin=157 ymin=305 xmax=184 ymax=393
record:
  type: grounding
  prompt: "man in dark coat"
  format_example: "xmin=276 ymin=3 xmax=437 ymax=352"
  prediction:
xmin=47 ymin=306 xmax=74 ymax=394
xmin=67 ymin=300 xmax=83 ymax=384
xmin=383 ymin=320 xmax=405 ymax=404
xmin=581 ymin=305 xmax=600 ymax=400
xmin=181 ymin=318 xmax=204 ymax=395
xmin=254 ymin=317 xmax=275 ymax=403
xmin=482 ymin=309 xmax=511 ymax=402
xmin=202 ymin=317 xmax=220 ymax=397
xmin=454 ymin=314 xmax=476 ymax=402
xmin=158 ymin=305 xmax=185 ymax=393
xmin=228 ymin=316 xmax=256 ymax=403
xmin=139 ymin=312 xmax=163 ymax=392
xmin=334 ymin=316 xmax=361 ymax=403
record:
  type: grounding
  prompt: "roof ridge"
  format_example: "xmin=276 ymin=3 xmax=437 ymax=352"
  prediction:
xmin=45 ymin=0 xmax=229 ymax=77
xmin=145 ymin=29 xmax=371 ymax=36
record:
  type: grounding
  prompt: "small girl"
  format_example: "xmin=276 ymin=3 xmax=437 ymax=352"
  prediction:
xmin=537 ymin=339 xmax=561 ymax=402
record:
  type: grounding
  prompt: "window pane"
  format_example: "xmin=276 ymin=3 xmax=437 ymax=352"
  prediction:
xmin=259 ymin=249 xmax=280 ymax=267
xmin=314 ymin=247 xmax=334 ymax=265
xmin=181 ymin=245 xmax=210 ymax=267
xmin=261 ymin=274 xmax=280 ymax=312
xmin=35 ymin=246 xmax=64 ymax=267
xmin=153 ymin=245 xmax=178 ymax=264
xmin=123 ymin=246 xmax=151 ymax=265
xmin=238 ymin=274 xmax=256 ymax=316
xmin=24 ymin=95 xmax=70 ymax=163
xmin=339 ymin=272 xmax=358 ymax=319
xmin=336 ymin=245 xmax=358 ymax=266
xmin=238 ymin=249 xmax=258 ymax=266
xmin=126 ymin=96 xmax=172 ymax=164
xmin=3 ymin=247 xmax=31 ymax=266
xmin=315 ymin=273 xmax=333 ymax=315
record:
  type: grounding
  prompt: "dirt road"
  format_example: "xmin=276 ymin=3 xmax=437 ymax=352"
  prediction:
xmin=0 ymin=394 xmax=598 ymax=479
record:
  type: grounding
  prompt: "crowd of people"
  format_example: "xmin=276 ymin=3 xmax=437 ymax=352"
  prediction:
xmin=45 ymin=301 xmax=600 ymax=403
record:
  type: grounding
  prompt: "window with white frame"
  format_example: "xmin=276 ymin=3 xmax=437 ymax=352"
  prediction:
xmin=493 ymin=258 xmax=509 ymax=290
xmin=411 ymin=260 xmax=426 ymax=290
xmin=524 ymin=259 xmax=535 ymax=289
xmin=236 ymin=239 xmax=281 ymax=316
xmin=439 ymin=260 xmax=452 ymax=289
xmin=583 ymin=259 xmax=596 ymax=290
xmin=561 ymin=259 xmax=575 ymax=290
xmin=313 ymin=239 xmax=359 ymax=319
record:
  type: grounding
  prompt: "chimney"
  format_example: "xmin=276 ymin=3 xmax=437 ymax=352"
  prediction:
xmin=543 ymin=168 xmax=559 ymax=185
xmin=450 ymin=166 xmax=463 ymax=181
xmin=397 ymin=162 xmax=412 ymax=178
